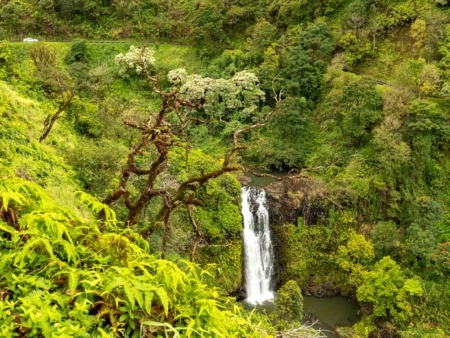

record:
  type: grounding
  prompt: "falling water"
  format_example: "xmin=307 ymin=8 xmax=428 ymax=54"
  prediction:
xmin=241 ymin=186 xmax=274 ymax=305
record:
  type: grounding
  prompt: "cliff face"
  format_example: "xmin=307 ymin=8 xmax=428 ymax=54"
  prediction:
xmin=263 ymin=177 xmax=342 ymax=295
xmin=264 ymin=177 xmax=328 ymax=227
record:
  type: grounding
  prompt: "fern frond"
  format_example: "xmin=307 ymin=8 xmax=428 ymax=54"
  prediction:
xmin=75 ymin=191 xmax=117 ymax=222
xmin=0 ymin=221 xmax=18 ymax=235
xmin=48 ymin=291 xmax=68 ymax=307
xmin=143 ymin=293 xmax=153 ymax=315
xmin=103 ymin=277 xmax=127 ymax=293
xmin=32 ymin=276 xmax=52 ymax=290
xmin=0 ymin=175 xmax=50 ymax=210
xmin=0 ymin=187 xmax=27 ymax=210
xmin=79 ymin=270 xmax=102 ymax=288
xmin=0 ymin=252 xmax=14 ymax=274
xmin=152 ymin=260 xmax=186 ymax=292
xmin=97 ymin=327 xmax=114 ymax=338
xmin=14 ymin=236 xmax=54 ymax=266
xmin=67 ymin=268 xmax=79 ymax=295
xmin=55 ymin=239 xmax=78 ymax=263
xmin=140 ymin=321 xmax=181 ymax=338
xmin=153 ymin=286 xmax=170 ymax=317
xmin=123 ymin=282 xmax=136 ymax=310
xmin=24 ymin=211 xmax=74 ymax=242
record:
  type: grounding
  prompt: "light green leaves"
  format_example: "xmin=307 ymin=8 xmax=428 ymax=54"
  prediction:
xmin=357 ymin=256 xmax=423 ymax=324
xmin=0 ymin=173 xmax=48 ymax=211
xmin=75 ymin=191 xmax=116 ymax=222
xmin=402 ymin=279 xmax=423 ymax=296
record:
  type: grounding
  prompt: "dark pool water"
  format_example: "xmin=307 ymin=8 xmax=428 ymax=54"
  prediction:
xmin=303 ymin=296 xmax=360 ymax=337
xmin=241 ymin=295 xmax=359 ymax=337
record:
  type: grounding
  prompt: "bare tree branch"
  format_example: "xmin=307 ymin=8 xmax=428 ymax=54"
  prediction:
xmin=187 ymin=205 xmax=203 ymax=262
xmin=39 ymin=91 xmax=74 ymax=142
xmin=103 ymin=59 xmax=283 ymax=258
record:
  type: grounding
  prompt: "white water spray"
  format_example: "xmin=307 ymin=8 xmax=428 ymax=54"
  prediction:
xmin=241 ymin=186 xmax=274 ymax=305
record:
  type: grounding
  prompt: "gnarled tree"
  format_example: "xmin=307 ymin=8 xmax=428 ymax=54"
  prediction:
xmin=103 ymin=46 xmax=281 ymax=259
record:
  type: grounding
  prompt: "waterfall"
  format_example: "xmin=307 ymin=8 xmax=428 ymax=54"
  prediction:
xmin=241 ymin=186 xmax=274 ymax=305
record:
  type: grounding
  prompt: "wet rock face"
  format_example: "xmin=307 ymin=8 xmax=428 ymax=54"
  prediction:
xmin=263 ymin=177 xmax=331 ymax=290
xmin=302 ymin=279 xmax=340 ymax=297
xmin=264 ymin=180 xmax=303 ymax=226
xmin=238 ymin=175 xmax=252 ymax=186
xmin=264 ymin=177 xmax=328 ymax=227
xmin=228 ymin=284 xmax=246 ymax=301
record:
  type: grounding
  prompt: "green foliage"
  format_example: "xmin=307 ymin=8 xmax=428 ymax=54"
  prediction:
xmin=337 ymin=231 xmax=375 ymax=287
xmin=188 ymin=0 xmax=226 ymax=52
xmin=196 ymin=173 xmax=242 ymax=243
xmin=249 ymin=97 xmax=315 ymax=169
xmin=247 ymin=20 xmax=278 ymax=59
xmin=396 ymin=58 xmax=441 ymax=96
xmin=1 ymin=2 xmax=450 ymax=335
xmin=280 ymin=23 xmax=334 ymax=101
xmin=335 ymin=78 xmax=383 ymax=147
xmin=337 ymin=32 xmax=374 ymax=69
xmin=275 ymin=280 xmax=303 ymax=325
xmin=296 ymin=22 xmax=334 ymax=61
xmin=403 ymin=100 xmax=449 ymax=150
xmin=399 ymin=325 xmax=447 ymax=338
xmin=370 ymin=221 xmax=402 ymax=259
xmin=66 ymin=40 xmax=88 ymax=64
xmin=0 ymin=171 xmax=269 ymax=337
xmin=357 ymin=256 xmax=423 ymax=326
xmin=268 ymin=0 xmax=344 ymax=27
xmin=206 ymin=49 xmax=253 ymax=78
xmin=274 ymin=218 xmax=347 ymax=287
xmin=375 ymin=0 xmax=432 ymax=29
xmin=197 ymin=244 xmax=242 ymax=293
xmin=64 ymin=137 xmax=127 ymax=196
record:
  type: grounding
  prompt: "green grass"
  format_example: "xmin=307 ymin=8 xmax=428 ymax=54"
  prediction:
xmin=0 ymin=80 xmax=82 ymax=212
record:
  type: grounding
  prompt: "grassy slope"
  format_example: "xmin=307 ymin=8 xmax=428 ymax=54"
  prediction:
xmin=0 ymin=80 xmax=83 ymax=212
xmin=0 ymin=41 xmax=204 ymax=214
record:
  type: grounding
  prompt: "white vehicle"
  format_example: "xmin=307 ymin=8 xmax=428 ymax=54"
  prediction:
xmin=23 ymin=37 xmax=38 ymax=42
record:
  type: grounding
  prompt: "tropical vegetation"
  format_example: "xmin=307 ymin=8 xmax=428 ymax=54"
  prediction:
xmin=1 ymin=0 xmax=450 ymax=337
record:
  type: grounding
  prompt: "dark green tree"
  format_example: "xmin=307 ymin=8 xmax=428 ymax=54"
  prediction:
xmin=295 ymin=22 xmax=334 ymax=60
xmin=251 ymin=97 xmax=315 ymax=169
xmin=429 ymin=242 xmax=450 ymax=319
xmin=247 ymin=19 xmax=278 ymax=58
xmin=281 ymin=50 xmax=327 ymax=101
xmin=335 ymin=78 xmax=383 ymax=147
xmin=65 ymin=40 xmax=88 ymax=64
xmin=281 ymin=23 xmax=333 ymax=101
xmin=189 ymin=0 xmax=226 ymax=52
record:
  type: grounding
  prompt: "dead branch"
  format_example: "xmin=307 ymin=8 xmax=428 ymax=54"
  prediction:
xmin=276 ymin=321 xmax=329 ymax=338
xmin=102 ymin=65 xmax=282 ymax=259
xmin=0 ymin=206 xmax=19 ymax=230
xmin=39 ymin=91 xmax=74 ymax=142
xmin=187 ymin=205 xmax=203 ymax=262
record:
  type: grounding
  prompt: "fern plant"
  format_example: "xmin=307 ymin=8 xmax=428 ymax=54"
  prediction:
xmin=0 ymin=170 xmax=275 ymax=337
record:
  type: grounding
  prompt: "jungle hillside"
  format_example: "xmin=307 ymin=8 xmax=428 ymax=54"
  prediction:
xmin=1 ymin=0 xmax=450 ymax=337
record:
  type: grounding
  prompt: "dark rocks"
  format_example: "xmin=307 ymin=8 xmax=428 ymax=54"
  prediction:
xmin=264 ymin=177 xmax=328 ymax=226
xmin=238 ymin=175 xmax=252 ymax=186
xmin=229 ymin=284 xmax=246 ymax=301
xmin=302 ymin=282 xmax=340 ymax=297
